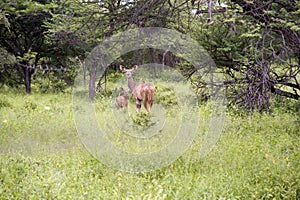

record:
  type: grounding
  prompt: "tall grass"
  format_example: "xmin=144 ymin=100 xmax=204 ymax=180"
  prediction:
xmin=0 ymin=90 xmax=299 ymax=199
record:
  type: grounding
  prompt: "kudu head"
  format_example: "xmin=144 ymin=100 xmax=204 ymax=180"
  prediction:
xmin=116 ymin=87 xmax=131 ymax=110
xmin=120 ymin=65 xmax=138 ymax=79
xmin=119 ymin=87 xmax=130 ymax=98
xmin=120 ymin=65 xmax=139 ymax=91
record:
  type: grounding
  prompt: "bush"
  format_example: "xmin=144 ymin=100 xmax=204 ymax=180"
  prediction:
xmin=155 ymin=84 xmax=178 ymax=107
xmin=131 ymin=112 xmax=151 ymax=126
xmin=31 ymin=72 xmax=68 ymax=93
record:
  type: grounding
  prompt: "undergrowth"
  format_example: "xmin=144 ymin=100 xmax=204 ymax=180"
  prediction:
xmin=0 ymin=90 xmax=299 ymax=199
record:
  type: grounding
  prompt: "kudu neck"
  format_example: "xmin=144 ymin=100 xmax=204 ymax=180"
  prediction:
xmin=127 ymin=76 xmax=136 ymax=91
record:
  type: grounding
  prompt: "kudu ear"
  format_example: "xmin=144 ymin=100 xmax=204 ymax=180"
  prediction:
xmin=132 ymin=65 xmax=138 ymax=70
xmin=120 ymin=65 xmax=126 ymax=72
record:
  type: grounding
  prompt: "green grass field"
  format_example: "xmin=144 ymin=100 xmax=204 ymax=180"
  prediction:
xmin=0 ymin=90 xmax=299 ymax=199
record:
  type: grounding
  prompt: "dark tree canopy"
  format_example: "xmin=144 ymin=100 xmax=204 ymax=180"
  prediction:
xmin=0 ymin=10 xmax=50 ymax=93
xmin=0 ymin=0 xmax=299 ymax=112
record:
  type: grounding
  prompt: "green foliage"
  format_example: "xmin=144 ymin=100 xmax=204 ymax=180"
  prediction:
xmin=0 ymin=12 xmax=10 ymax=30
xmin=106 ymin=71 xmax=123 ymax=83
xmin=0 ymin=91 xmax=76 ymax=151
xmin=155 ymin=84 xmax=178 ymax=107
xmin=0 ymin=92 xmax=299 ymax=199
xmin=189 ymin=0 xmax=300 ymax=112
xmin=272 ymin=96 xmax=300 ymax=113
xmin=23 ymin=100 xmax=38 ymax=111
xmin=0 ymin=95 xmax=11 ymax=108
xmin=159 ymin=69 xmax=183 ymax=82
xmin=0 ymin=1 xmax=49 ymax=92
xmin=0 ymin=0 xmax=82 ymax=93
xmin=0 ymin=48 xmax=16 ymax=86
xmin=131 ymin=112 xmax=151 ymax=127
xmin=31 ymin=72 xmax=69 ymax=94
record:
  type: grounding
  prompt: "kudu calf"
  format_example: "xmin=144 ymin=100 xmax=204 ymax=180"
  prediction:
xmin=116 ymin=87 xmax=130 ymax=110
xmin=120 ymin=65 xmax=155 ymax=112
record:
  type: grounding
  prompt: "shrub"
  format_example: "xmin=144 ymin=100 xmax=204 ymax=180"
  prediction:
xmin=31 ymin=72 xmax=68 ymax=93
xmin=155 ymin=84 xmax=178 ymax=107
xmin=131 ymin=112 xmax=151 ymax=127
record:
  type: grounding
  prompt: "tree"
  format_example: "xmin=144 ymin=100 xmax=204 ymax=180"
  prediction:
xmin=0 ymin=1 xmax=53 ymax=93
xmin=190 ymin=0 xmax=300 ymax=111
xmin=0 ymin=0 xmax=83 ymax=93
xmin=2 ymin=0 xmax=297 ymax=112
xmin=47 ymin=0 xmax=186 ymax=100
xmin=230 ymin=0 xmax=299 ymax=111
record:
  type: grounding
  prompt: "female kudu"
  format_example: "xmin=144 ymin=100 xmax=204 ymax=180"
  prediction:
xmin=120 ymin=65 xmax=155 ymax=112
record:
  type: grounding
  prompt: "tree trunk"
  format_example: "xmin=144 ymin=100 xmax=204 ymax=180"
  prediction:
xmin=23 ymin=66 xmax=31 ymax=94
xmin=89 ymin=66 xmax=97 ymax=101
xmin=207 ymin=0 xmax=212 ymax=22
xmin=162 ymin=46 xmax=171 ymax=71
xmin=150 ymin=48 xmax=157 ymax=76
xmin=83 ymin=62 xmax=87 ymax=88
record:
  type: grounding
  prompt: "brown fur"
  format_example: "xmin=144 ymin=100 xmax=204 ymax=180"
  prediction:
xmin=120 ymin=65 xmax=155 ymax=112
xmin=116 ymin=87 xmax=130 ymax=110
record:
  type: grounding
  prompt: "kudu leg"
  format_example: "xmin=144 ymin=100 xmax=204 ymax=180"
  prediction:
xmin=143 ymin=99 xmax=149 ymax=112
xmin=135 ymin=98 xmax=141 ymax=112
xmin=148 ymin=100 xmax=153 ymax=112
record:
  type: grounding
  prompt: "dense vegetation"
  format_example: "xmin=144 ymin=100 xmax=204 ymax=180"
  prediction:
xmin=0 ymin=0 xmax=299 ymax=111
xmin=0 ymin=90 xmax=299 ymax=199
xmin=0 ymin=0 xmax=299 ymax=199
